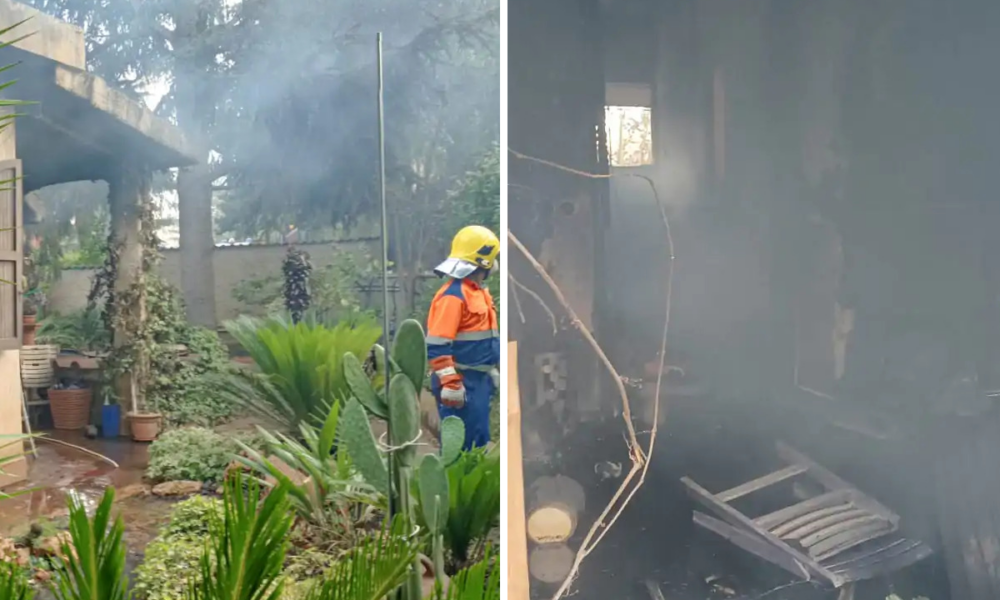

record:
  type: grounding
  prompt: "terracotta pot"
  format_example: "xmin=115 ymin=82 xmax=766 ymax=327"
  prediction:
xmin=22 ymin=314 xmax=37 ymax=346
xmin=127 ymin=412 xmax=162 ymax=442
xmin=48 ymin=387 xmax=93 ymax=430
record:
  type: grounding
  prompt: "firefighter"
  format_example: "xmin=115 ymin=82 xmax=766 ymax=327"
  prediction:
xmin=426 ymin=225 xmax=500 ymax=450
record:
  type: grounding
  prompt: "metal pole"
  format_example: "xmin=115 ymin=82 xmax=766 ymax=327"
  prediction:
xmin=376 ymin=31 xmax=395 ymax=519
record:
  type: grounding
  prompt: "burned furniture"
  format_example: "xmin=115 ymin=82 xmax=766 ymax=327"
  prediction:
xmin=680 ymin=442 xmax=932 ymax=597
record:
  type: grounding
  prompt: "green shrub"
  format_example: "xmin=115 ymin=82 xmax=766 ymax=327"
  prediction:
xmin=284 ymin=549 xmax=335 ymax=582
xmin=162 ymin=495 xmax=223 ymax=538
xmin=146 ymin=428 xmax=238 ymax=484
xmin=132 ymin=496 xmax=223 ymax=600
xmin=132 ymin=538 xmax=204 ymax=600
xmin=222 ymin=315 xmax=382 ymax=429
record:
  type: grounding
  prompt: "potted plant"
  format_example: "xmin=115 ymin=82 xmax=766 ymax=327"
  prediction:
xmin=36 ymin=309 xmax=109 ymax=355
xmin=48 ymin=376 xmax=93 ymax=431
xmin=126 ymin=376 xmax=162 ymax=442
xmin=21 ymin=289 xmax=43 ymax=346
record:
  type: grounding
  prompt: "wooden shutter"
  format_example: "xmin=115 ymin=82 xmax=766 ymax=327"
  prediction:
xmin=0 ymin=159 xmax=22 ymax=350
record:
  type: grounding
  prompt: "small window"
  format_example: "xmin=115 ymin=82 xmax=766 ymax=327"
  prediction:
xmin=605 ymin=83 xmax=653 ymax=168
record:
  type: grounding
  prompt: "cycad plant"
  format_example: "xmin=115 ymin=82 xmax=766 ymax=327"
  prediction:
xmin=51 ymin=489 xmax=129 ymax=600
xmin=236 ymin=400 xmax=382 ymax=536
xmin=0 ymin=561 xmax=33 ymax=600
xmin=187 ymin=474 xmax=293 ymax=600
xmin=223 ymin=314 xmax=382 ymax=429
xmin=301 ymin=518 xmax=421 ymax=600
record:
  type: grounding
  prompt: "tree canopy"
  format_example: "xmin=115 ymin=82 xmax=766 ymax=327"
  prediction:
xmin=26 ymin=0 xmax=499 ymax=288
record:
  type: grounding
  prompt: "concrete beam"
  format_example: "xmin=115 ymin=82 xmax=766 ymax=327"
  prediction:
xmin=0 ymin=0 xmax=85 ymax=70
xmin=54 ymin=65 xmax=200 ymax=166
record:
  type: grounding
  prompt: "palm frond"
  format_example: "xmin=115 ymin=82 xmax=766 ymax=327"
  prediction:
xmin=0 ymin=561 xmax=34 ymax=600
xmin=223 ymin=315 xmax=382 ymax=429
xmin=187 ymin=473 xmax=293 ymax=600
xmin=303 ymin=517 xmax=420 ymax=600
xmin=51 ymin=488 xmax=129 ymax=600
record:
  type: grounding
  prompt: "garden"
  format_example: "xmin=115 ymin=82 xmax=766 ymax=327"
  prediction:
xmin=3 ymin=246 xmax=501 ymax=599
xmin=2 ymin=143 xmax=500 ymax=597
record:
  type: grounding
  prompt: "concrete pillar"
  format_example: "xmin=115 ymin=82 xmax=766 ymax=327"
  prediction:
xmin=0 ymin=107 xmax=24 ymax=488
xmin=108 ymin=163 xmax=151 ymax=415
xmin=178 ymin=165 xmax=217 ymax=328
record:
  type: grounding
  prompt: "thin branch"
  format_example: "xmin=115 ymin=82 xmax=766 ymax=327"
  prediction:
xmin=508 ymin=148 xmax=676 ymax=600
xmin=509 ymin=273 xmax=526 ymax=324
xmin=508 ymin=273 xmax=556 ymax=334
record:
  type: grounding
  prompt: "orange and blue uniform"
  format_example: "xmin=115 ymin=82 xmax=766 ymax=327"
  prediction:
xmin=426 ymin=277 xmax=499 ymax=449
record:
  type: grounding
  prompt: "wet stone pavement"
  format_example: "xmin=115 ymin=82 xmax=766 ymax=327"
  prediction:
xmin=0 ymin=431 xmax=179 ymax=591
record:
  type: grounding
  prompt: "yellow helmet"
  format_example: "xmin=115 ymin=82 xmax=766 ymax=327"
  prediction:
xmin=434 ymin=225 xmax=500 ymax=279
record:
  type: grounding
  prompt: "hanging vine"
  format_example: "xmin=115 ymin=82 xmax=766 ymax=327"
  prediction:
xmin=89 ymin=187 xmax=232 ymax=423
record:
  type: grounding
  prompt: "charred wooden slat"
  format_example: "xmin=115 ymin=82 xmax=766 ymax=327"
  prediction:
xmin=717 ymin=464 xmax=808 ymax=503
xmin=693 ymin=511 xmax=815 ymax=582
xmin=824 ymin=538 xmax=918 ymax=572
xmin=772 ymin=504 xmax=858 ymax=537
xmin=811 ymin=521 xmax=895 ymax=560
xmin=756 ymin=490 xmax=853 ymax=530
xmin=800 ymin=514 xmax=888 ymax=547
xmin=826 ymin=538 xmax=934 ymax=583
xmin=777 ymin=442 xmax=899 ymax=526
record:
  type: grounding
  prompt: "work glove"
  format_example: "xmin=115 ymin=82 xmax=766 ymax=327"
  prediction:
xmin=489 ymin=368 xmax=500 ymax=388
xmin=440 ymin=383 xmax=466 ymax=408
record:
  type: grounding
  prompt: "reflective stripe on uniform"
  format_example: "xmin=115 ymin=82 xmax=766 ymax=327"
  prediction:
xmin=435 ymin=366 xmax=458 ymax=378
xmin=455 ymin=363 xmax=494 ymax=373
xmin=426 ymin=335 xmax=453 ymax=345
xmin=454 ymin=329 xmax=498 ymax=341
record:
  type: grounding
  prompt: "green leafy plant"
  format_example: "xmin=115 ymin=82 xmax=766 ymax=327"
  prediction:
xmin=300 ymin=518 xmax=421 ymax=600
xmin=223 ymin=314 xmax=382 ymax=429
xmin=425 ymin=546 xmax=501 ymax=600
xmin=187 ymin=474 xmax=293 ymax=600
xmin=146 ymin=428 xmax=243 ymax=485
xmin=133 ymin=539 xmax=203 ymax=600
xmin=0 ymin=434 xmax=38 ymax=500
xmin=133 ymin=497 xmax=223 ymax=600
xmin=235 ymin=402 xmax=380 ymax=537
xmin=36 ymin=309 xmax=110 ymax=352
xmin=435 ymin=447 xmax=500 ymax=567
xmin=0 ymin=561 xmax=33 ymax=600
xmin=51 ymin=488 xmax=128 ymax=600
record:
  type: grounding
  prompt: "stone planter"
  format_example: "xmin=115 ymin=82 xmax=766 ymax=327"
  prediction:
xmin=127 ymin=412 xmax=162 ymax=442
xmin=48 ymin=387 xmax=93 ymax=431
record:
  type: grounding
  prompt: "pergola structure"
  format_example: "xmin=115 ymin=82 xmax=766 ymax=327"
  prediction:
xmin=0 ymin=0 xmax=199 ymax=486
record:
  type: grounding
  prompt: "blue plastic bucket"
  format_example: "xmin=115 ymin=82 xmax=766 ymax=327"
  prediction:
xmin=101 ymin=403 xmax=121 ymax=438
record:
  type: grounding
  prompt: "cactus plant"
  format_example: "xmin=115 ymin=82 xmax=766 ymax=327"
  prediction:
xmin=339 ymin=398 xmax=389 ymax=497
xmin=392 ymin=319 xmax=428 ymax=393
xmin=417 ymin=454 xmax=449 ymax=577
xmin=337 ymin=319 xmax=470 ymax=593
xmin=439 ymin=416 xmax=465 ymax=466
xmin=343 ymin=352 xmax=389 ymax=419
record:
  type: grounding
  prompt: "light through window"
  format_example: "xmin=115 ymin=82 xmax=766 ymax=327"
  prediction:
xmin=605 ymin=105 xmax=652 ymax=167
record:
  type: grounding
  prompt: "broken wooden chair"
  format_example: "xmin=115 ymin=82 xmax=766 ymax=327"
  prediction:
xmin=680 ymin=442 xmax=932 ymax=599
